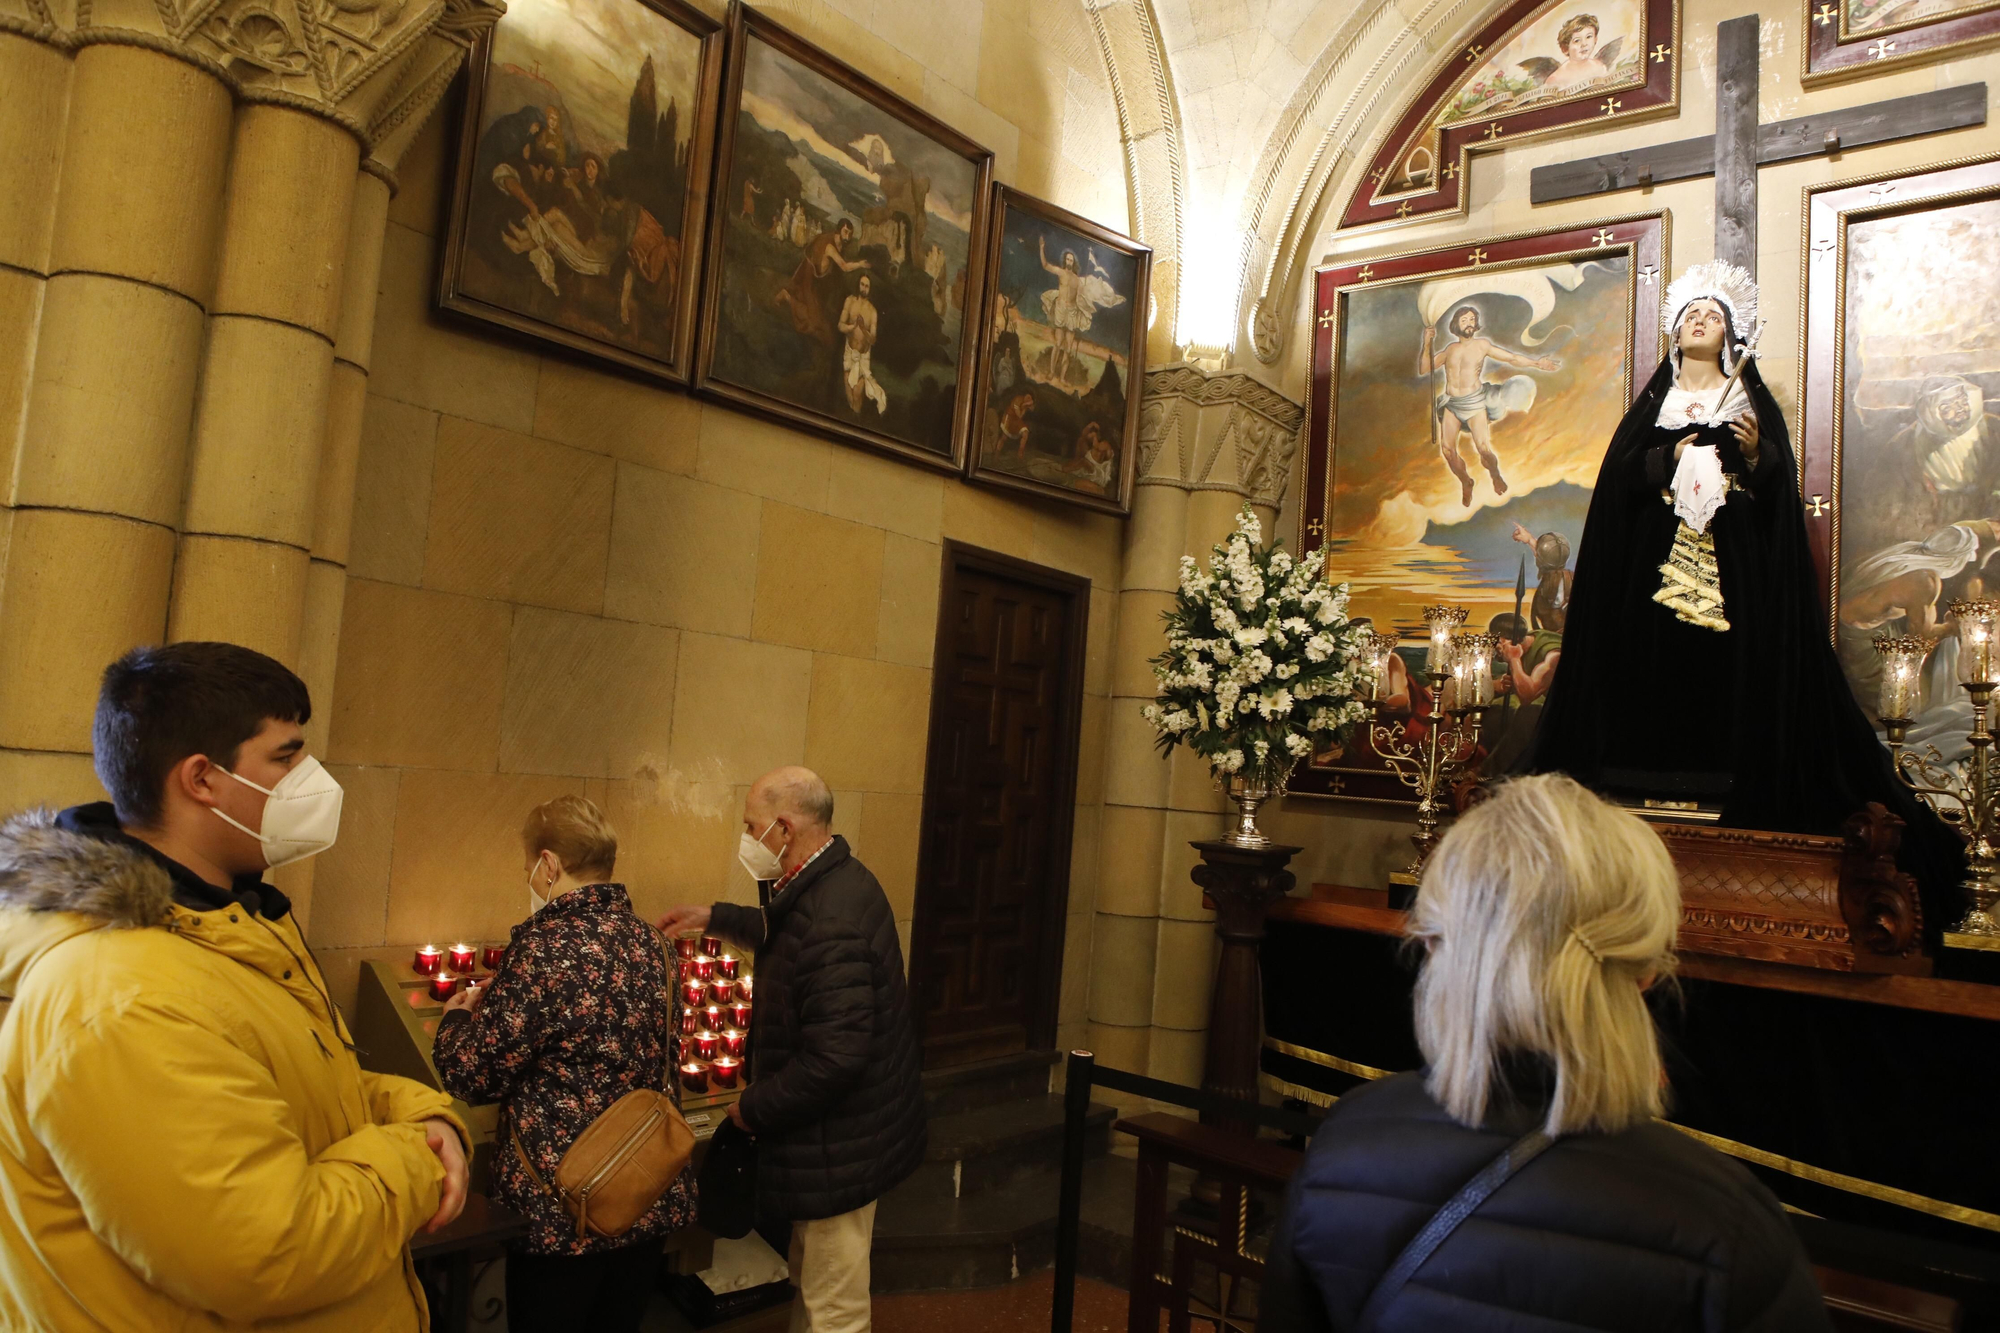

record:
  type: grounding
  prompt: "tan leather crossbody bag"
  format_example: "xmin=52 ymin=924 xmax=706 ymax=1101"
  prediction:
xmin=510 ymin=928 xmax=696 ymax=1240
xmin=513 ymin=1087 xmax=695 ymax=1241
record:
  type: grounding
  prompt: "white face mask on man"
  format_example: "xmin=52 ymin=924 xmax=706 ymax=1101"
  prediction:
xmin=737 ymin=818 xmax=787 ymax=883
xmin=208 ymin=755 xmax=344 ymax=869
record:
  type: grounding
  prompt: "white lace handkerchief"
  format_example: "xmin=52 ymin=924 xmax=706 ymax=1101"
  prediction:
xmin=1672 ymin=444 xmax=1728 ymax=533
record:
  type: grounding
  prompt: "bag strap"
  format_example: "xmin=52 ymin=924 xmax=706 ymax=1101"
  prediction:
xmin=513 ymin=1131 xmax=556 ymax=1199
xmin=1356 ymin=1129 xmax=1555 ymax=1331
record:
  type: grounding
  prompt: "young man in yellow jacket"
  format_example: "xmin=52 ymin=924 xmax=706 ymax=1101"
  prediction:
xmin=0 ymin=642 xmax=470 ymax=1331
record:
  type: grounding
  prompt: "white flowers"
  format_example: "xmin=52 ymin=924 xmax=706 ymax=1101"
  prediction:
xmin=1144 ymin=504 xmax=1369 ymax=786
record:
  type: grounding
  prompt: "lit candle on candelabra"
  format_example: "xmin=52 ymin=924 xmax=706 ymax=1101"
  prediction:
xmin=703 ymin=1004 xmax=726 ymax=1033
xmin=412 ymin=945 xmax=441 ymax=976
xmin=1953 ymin=600 xmax=2000 ymax=685
xmin=711 ymin=1055 xmax=741 ymax=1089
xmin=690 ymin=955 xmax=716 ymax=981
xmin=716 ymin=954 xmax=740 ymax=980
xmin=721 ymin=1028 xmax=747 ymax=1058
xmin=447 ymin=943 xmax=476 ymax=974
xmin=681 ymin=979 xmax=706 ymax=1009
xmin=1422 ymin=605 xmax=1468 ymax=673
xmin=679 ymin=1060 xmax=709 ymax=1093
xmin=1461 ymin=633 xmax=1497 ymax=709
xmin=680 ymin=1006 xmax=701 ymax=1035
xmin=728 ymin=1000 xmax=753 ymax=1029
xmin=691 ymin=1030 xmax=720 ymax=1061
xmin=429 ymin=974 xmax=457 ymax=1002
xmin=1873 ymin=634 xmax=1930 ymax=722
xmin=708 ymin=979 xmax=737 ymax=1006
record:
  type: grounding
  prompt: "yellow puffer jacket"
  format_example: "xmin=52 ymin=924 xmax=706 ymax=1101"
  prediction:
xmin=0 ymin=809 xmax=467 ymax=1331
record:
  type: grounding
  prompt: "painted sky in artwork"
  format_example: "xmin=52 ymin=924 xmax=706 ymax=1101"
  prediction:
xmin=489 ymin=0 xmax=703 ymax=153
xmin=1324 ymin=256 xmax=1631 ymax=633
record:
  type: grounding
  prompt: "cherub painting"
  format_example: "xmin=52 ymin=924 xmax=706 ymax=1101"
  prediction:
xmin=1433 ymin=0 xmax=1647 ymax=129
xmin=1518 ymin=13 xmax=1625 ymax=90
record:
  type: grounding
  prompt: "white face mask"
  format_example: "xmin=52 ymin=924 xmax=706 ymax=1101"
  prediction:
xmin=526 ymin=855 xmax=555 ymax=918
xmin=737 ymin=819 xmax=786 ymax=883
xmin=210 ymin=755 xmax=344 ymax=869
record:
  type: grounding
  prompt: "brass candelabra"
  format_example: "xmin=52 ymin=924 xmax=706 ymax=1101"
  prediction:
xmin=1875 ymin=603 xmax=2000 ymax=948
xmin=1364 ymin=609 xmax=1497 ymax=880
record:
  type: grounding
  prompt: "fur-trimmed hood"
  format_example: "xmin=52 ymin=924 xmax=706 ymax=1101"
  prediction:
xmin=0 ymin=809 xmax=175 ymax=1001
xmin=0 ymin=808 xmax=175 ymax=928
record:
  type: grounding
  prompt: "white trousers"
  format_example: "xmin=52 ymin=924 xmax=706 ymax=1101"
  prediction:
xmin=786 ymin=1200 xmax=876 ymax=1333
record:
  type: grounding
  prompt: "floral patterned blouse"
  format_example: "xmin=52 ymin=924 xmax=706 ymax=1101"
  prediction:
xmin=433 ymin=883 xmax=696 ymax=1255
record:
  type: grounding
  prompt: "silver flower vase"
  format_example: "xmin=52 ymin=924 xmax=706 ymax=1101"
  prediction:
xmin=1220 ymin=767 xmax=1290 ymax=848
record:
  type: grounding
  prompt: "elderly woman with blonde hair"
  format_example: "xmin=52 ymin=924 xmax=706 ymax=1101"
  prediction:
xmin=1262 ymin=774 xmax=1829 ymax=1332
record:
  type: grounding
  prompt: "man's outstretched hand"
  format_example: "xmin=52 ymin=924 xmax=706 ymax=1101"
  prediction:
xmin=657 ymin=904 xmax=713 ymax=938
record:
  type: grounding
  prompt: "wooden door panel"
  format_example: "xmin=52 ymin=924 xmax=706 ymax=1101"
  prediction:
xmin=911 ymin=546 xmax=1089 ymax=1067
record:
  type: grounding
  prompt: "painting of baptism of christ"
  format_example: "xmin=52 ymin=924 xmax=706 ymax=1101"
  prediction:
xmin=1292 ymin=216 xmax=1666 ymax=802
xmin=1801 ymin=162 xmax=2000 ymax=773
xmin=966 ymin=186 xmax=1150 ymax=515
xmin=440 ymin=0 xmax=722 ymax=383
xmin=695 ymin=7 xmax=993 ymax=472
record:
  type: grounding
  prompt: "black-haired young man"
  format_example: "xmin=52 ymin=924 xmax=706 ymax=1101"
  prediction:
xmin=0 ymin=642 xmax=469 ymax=1331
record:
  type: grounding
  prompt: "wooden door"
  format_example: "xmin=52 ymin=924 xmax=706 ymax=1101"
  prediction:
xmin=910 ymin=544 xmax=1089 ymax=1067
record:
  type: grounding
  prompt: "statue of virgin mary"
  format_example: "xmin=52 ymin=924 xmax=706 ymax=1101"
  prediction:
xmin=1531 ymin=262 xmax=1959 ymax=898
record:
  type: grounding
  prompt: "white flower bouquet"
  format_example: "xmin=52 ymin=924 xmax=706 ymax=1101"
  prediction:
xmin=1142 ymin=505 xmax=1373 ymax=790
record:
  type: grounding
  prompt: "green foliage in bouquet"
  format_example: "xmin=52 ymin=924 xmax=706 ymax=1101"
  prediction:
xmin=1142 ymin=505 xmax=1372 ymax=787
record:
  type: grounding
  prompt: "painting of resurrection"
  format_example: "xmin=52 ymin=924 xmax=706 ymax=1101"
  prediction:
xmin=1293 ymin=214 xmax=1667 ymax=802
xmin=440 ymin=0 xmax=721 ymax=382
xmin=696 ymin=7 xmax=993 ymax=471
xmin=966 ymin=186 xmax=1149 ymax=514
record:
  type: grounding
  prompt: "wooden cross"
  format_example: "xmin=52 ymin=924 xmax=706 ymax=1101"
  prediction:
xmin=1531 ymin=10 xmax=1985 ymax=276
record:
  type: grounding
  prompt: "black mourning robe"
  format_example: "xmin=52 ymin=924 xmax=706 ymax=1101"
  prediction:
xmin=1532 ymin=357 xmax=1961 ymax=918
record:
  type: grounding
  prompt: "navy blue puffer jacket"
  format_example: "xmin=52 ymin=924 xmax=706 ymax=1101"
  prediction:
xmin=1261 ymin=1071 xmax=1830 ymax=1332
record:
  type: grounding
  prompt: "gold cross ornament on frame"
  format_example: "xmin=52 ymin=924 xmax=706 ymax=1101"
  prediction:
xmin=1592 ymin=228 xmax=1617 ymax=246
xmin=1814 ymin=2 xmax=1836 ymax=22
xmin=1652 ymin=42 xmax=1674 ymax=60
xmin=1602 ymin=97 xmax=1622 ymax=114
xmin=1808 ymin=495 xmax=1831 ymax=517
xmin=1468 ymin=248 xmax=1490 ymax=265
xmin=1318 ymin=310 xmax=1336 ymax=328
xmin=1357 ymin=266 xmax=1375 ymax=281
xmin=1870 ymin=38 xmax=1896 ymax=56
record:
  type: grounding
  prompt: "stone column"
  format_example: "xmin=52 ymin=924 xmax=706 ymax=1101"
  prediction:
xmin=1093 ymin=363 xmax=1305 ymax=1107
xmin=0 ymin=41 xmax=233 ymax=808
xmin=0 ymin=0 xmax=499 ymax=822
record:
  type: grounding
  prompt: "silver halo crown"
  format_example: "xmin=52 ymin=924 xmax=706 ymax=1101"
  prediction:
xmin=1662 ymin=260 xmax=1759 ymax=333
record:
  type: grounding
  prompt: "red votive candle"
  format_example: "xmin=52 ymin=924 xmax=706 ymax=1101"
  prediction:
xmin=738 ymin=977 xmax=753 ymax=1000
xmin=429 ymin=974 xmax=457 ymax=1001
xmin=447 ymin=943 xmax=476 ymax=974
xmin=721 ymin=1028 xmax=747 ymax=1058
xmin=711 ymin=1055 xmax=741 ymax=1089
xmin=692 ymin=1031 xmax=720 ymax=1061
xmin=482 ymin=945 xmax=506 ymax=970
xmin=701 ymin=935 xmax=723 ymax=958
xmin=728 ymin=1001 xmax=753 ymax=1029
xmin=681 ymin=979 xmax=705 ymax=1009
xmin=680 ymin=1006 xmax=701 ymax=1035
xmin=674 ymin=935 xmax=700 ymax=960
xmin=691 ymin=955 xmax=716 ymax=981
xmin=413 ymin=945 xmax=441 ymax=976
xmin=708 ymin=980 xmax=736 ymax=1006
xmin=716 ymin=954 xmax=740 ymax=980
xmin=679 ymin=1061 xmax=709 ymax=1093
xmin=702 ymin=1005 xmax=725 ymax=1033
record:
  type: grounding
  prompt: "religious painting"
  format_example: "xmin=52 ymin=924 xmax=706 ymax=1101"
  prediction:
xmin=1800 ymin=155 xmax=2000 ymax=773
xmin=1292 ymin=214 xmax=1668 ymax=803
xmin=1804 ymin=0 xmax=2000 ymax=82
xmin=963 ymin=186 xmax=1150 ymax=515
xmin=438 ymin=0 xmax=723 ymax=384
xmin=693 ymin=4 xmax=994 ymax=473
xmin=1339 ymin=0 xmax=1677 ymax=233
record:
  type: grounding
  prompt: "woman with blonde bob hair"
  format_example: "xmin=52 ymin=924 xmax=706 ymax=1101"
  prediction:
xmin=1262 ymin=775 xmax=1828 ymax=1332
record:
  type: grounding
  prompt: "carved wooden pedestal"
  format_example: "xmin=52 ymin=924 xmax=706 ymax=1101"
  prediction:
xmin=1191 ymin=839 xmax=1300 ymax=1133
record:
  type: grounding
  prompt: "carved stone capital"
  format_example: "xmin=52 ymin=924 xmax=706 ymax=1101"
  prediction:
xmin=1136 ymin=362 xmax=1304 ymax=510
xmin=18 ymin=0 xmax=500 ymax=164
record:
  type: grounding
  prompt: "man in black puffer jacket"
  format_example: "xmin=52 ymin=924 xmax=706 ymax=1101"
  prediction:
xmin=660 ymin=766 xmax=924 ymax=1333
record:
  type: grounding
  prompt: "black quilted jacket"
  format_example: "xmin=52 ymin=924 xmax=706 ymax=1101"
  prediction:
xmin=1261 ymin=1071 xmax=1831 ymax=1333
xmin=709 ymin=837 xmax=926 ymax=1221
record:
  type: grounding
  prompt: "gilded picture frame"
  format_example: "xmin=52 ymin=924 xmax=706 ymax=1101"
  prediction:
xmin=1338 ymin=0 xmax=1679 ymax=234
xmin=1293 ymin=213 xmax=1669 ymax=804
xmin=1799 ymin=153 xmax=2000 ymax=771
xmin=963 ymin=185 xmax=1151 ymax=516
xmin=1803 ymin=0 xmax=2000 ymax=83
xmin=693 ymin=2 xmax=995 ymax=474
xmin=438 ymin=0 xmax=724 ymax=385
